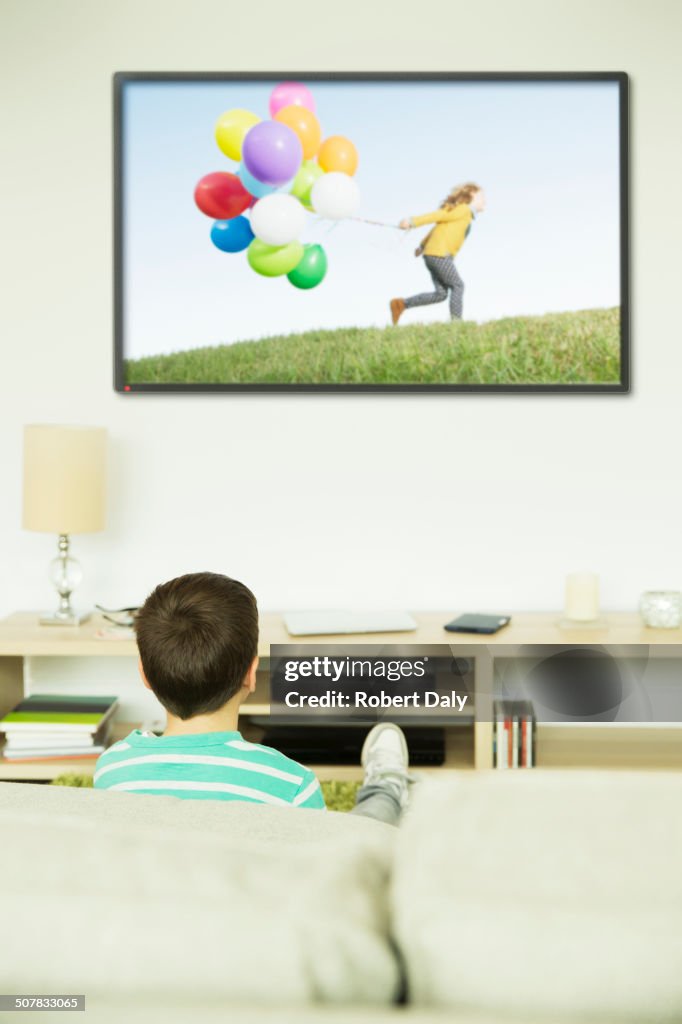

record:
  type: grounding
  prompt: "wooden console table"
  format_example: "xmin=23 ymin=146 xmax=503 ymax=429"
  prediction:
xmin=1 ymin=611 xmax=681 ymax=781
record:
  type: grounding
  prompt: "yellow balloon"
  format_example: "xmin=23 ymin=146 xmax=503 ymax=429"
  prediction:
xmin=215 ymin=109 xmax=261 ymax=161
xmin=274 ymin=105 xmax=322 ymax=161
xmin=318 ymin=135 xmax=359 ymax=176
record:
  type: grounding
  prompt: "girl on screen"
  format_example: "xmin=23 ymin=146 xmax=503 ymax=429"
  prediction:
xmin=390 ymin=183 xmax=486 ymax=325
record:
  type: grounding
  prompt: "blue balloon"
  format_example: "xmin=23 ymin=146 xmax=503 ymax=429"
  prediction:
xmin=238 ymin=163 xmax=277 ymax=199
xmin=210 ymin=216 xmax=254 ymax=254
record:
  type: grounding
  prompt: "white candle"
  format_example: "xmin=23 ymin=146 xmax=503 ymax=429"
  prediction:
xmin=565 ymin=572 xmax=600 ymax=621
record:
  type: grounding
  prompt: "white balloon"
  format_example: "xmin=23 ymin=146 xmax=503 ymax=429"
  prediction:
xmin=250 ymin=193 xmax=306 ymax=246
xmin=311 ymin=172 xmax=361 ymax=220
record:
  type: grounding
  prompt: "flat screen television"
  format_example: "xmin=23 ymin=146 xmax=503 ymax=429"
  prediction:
xmin=114 ymin=72 xmax=629 ymax=393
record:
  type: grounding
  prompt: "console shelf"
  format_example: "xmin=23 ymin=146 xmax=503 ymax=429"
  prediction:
xmin=0 ymin=611 xmax=680 ymax=781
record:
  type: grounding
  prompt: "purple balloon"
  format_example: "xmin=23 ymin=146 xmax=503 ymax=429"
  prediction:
xmin=242 ymin=120 xmax=303 ymax=187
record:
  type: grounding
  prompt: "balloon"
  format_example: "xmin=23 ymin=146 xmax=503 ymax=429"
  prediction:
xmin=210 ymin=216 xmax=254 ymax=253
xmin=247 ymin=238 xmax=305 ymax=277
xmin=287 ymin=244 xmax=328 ymax=290
xmin=311 ymin=172 xmax=360 ymax=220
xmin=238 ymin=163 xmax=278 ymax=199
xmin=269 ymin=81 xmax=316 ymax=118
xmin=250 ymin=194 xmax=306 ymax=247
xmin=290 ymin=160 xmax=324 ymax=208
xmin=318 ymin=135 xmax=359 ymax=176
xmin=242 ymin=120 xmax=303 ymax=186
xmin=274 ymin=105 xmax=321 ymax=161
xmin=194 ymin=172 xmax=251 ymax=219
xmin=215 ymin=108 xmax=260 ymax=161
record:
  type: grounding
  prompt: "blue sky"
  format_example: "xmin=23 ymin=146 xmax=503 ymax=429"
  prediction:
xmin=122 ymin=79 xmax=621 ymax=359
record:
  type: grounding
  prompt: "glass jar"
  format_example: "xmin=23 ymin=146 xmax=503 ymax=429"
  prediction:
xmin=639 ymin=591 xmax=682 ymax=629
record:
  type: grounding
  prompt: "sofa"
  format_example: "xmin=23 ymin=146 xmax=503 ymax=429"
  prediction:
xmin=1 ymin=770 xmax=681 ymax=1024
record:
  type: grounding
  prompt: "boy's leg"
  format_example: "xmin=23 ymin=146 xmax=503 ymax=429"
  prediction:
xmin=349 ymin=722 xmax=412 ymax=828
xmin=352 ymin=783 xmax=403 ymax=826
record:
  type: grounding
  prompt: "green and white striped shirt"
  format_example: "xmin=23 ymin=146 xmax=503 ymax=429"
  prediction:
xmin=94 ymin=729 xmax=325 ymax=809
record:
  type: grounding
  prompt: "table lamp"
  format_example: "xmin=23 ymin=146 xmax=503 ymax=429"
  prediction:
xmin=22 ymin=424 xmax=107 ymax=625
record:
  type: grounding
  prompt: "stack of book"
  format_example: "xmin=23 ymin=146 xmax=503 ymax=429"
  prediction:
xmin=494 ymin=699 xmax=536 ymax=768
xmin=0 ymin=694 xmax=118 ymax=762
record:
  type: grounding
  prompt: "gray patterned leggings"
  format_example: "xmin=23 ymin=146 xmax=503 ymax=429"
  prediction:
xmin=404 ymin=255 xmax=464 ymax=320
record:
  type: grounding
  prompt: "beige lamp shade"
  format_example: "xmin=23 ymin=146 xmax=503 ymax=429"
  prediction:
xmin=23 ymin=424 xmax=107 ymax=534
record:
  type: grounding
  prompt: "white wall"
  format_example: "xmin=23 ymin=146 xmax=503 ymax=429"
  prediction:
xmin=1 ymin=0 xmax=680 ymax=618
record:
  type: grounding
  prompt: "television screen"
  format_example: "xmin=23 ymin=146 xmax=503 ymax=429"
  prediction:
xmin=114 ymin=72 xmax=628 ymax=393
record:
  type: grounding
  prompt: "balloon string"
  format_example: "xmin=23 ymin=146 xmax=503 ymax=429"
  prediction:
xmin=309 ymin=215 xmax=403 ymax=231
xmin=348 ymin=216 xmax=402 ymax=229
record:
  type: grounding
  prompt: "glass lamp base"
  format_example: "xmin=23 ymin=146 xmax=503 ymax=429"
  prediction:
xmin=40 ymin=533 xmax=90 ymax=626
xmin=40 ymin=609 xmax=91 ymax=626
xmin=557 ymin=617 xmax=608 ymax=631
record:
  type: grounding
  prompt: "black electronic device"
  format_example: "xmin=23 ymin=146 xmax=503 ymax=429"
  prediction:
xmin=258 ymin=724 xmax=445 ymax=767
xmin=444 ymin=614 xmax=511 ymax=635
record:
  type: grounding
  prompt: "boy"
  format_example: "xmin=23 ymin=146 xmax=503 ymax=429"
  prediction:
xmin=94 ymin=572 xmax=411 ymax=824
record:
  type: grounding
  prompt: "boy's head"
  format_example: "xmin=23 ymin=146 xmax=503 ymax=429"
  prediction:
xmin=135 ymin=572 xmax=259 ymax=720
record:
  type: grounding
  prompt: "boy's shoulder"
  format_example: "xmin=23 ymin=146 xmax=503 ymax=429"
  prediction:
xmin=97 ymin=730 xmax=315 ymax=778
xmin=233 ymin=736 xmax=317 ymax=779
xmin=94 ymin=729 xmax=325 ymax=807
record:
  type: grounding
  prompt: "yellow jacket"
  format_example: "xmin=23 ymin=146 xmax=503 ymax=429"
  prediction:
xmin=411 ymin=204 xmax=473 ymax=258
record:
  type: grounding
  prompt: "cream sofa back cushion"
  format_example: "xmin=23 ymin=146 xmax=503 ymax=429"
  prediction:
xmin=393 ymin=772 xmax=682 ymax=1021
xmin=0 ymin=801 xmax=399 ymax=1006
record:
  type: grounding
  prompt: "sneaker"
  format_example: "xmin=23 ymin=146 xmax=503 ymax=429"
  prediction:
xmin=361 ymin=722 xmax=412 ymax=809
xmin=390 ymin=298 xmax=406 ymax=325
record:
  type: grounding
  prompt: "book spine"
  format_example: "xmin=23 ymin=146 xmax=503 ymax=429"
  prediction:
xmin=2 ymin=750 xmax=103 ymax=763
xmin=511 ymin=715 xmax=519 ymax=768
xmin=524 ymin=712 xmax=532 ymax=770
xmin=495 ymin=715 xmax=507 ymax=769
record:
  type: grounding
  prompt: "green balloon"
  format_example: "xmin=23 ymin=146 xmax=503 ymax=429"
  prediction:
xmin=247 ymin=238 xmax=304 ymax=277
xmin=287 ymin=243 xmax=328 ymax=290
xmin=290 ymin=160 xmax=323 ymax=209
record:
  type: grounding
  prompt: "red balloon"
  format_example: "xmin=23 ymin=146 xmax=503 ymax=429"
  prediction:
xmin=194 ymin=172 xmax=251 ymax=219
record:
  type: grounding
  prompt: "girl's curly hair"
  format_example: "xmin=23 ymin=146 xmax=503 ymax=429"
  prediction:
xmin=441 ymin=182 xmax=482 ymax=209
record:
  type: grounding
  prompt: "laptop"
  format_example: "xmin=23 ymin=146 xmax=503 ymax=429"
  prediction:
xmin=283 ymin=610 xmax=417 ymax=637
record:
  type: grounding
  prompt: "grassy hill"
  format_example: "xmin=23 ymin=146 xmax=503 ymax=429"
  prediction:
xmin=125 ymin=307 xmax=621 ymax=386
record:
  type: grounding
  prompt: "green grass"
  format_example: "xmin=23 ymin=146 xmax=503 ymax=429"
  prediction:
xmin=51 ymin=772 xmax=94 ymax=788
xmin=125 ymin=307 xmax=621 ymax=387
xmin=319 ymin=780 xmax=361 ymax=812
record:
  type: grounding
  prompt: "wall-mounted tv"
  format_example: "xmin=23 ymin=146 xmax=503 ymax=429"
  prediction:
xmin=114 ymin=72 xmax=629 ymax=394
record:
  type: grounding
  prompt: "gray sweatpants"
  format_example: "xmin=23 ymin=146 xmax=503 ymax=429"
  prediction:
xmin=404 ymin=254 xmax=464 ymax=320
xmin=350 ymin=781 xmax=402 ymax=827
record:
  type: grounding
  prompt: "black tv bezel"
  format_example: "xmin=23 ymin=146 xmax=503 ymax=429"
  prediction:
xmin=113 ymin=71 xmax=630 ymax=395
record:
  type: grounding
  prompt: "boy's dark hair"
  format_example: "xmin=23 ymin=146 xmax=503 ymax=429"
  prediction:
xmin=135 ymin=572 xmax=258 ymax=720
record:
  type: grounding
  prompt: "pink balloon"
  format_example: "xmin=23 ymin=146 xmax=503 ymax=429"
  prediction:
xmin=269 ymin=81 xmax=315 ymax=118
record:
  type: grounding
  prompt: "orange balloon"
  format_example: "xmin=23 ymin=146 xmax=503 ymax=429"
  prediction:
xmin=274 ymin=104 xmax=322 ymax=161
xmin=317 ymin=135 xmax=359 ymax=176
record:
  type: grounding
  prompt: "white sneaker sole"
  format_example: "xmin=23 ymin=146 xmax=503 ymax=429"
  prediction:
xmin=361 ymin=721 xmax=409 ymax=770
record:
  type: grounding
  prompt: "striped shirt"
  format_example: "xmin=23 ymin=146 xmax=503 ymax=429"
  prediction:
xmin=93 ymin=729 xmax=325 ymax=809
